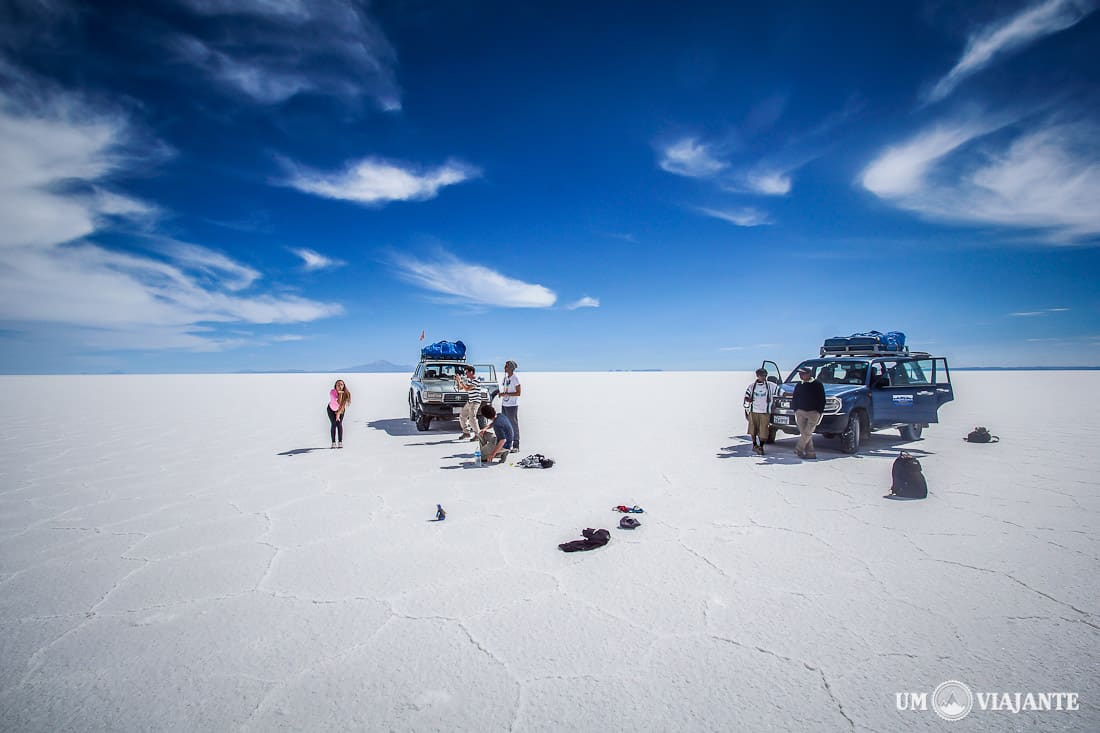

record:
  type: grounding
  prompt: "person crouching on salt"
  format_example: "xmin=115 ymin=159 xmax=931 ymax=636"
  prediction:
xmin=476 ymin=404 xmax=514 ymax=464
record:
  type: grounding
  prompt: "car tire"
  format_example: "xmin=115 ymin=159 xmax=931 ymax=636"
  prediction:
xmin=840 ymin=412 xmax=862 ymax=454
xmin=409 ymin=392 xmax=416 ymax=421
xmin=413 ymin=398 xmax=431 ymax=431
xmin=899 ymin=424 xmax=923 ymax=441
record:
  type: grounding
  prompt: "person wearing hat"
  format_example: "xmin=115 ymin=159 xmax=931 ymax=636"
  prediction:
xmin=791 ymin=365 xmax=826 ymax=458
xmin=500 ymin=359 xmax=521 ymax=452
xmin=744 ymin=368 xmax=777 ymax=456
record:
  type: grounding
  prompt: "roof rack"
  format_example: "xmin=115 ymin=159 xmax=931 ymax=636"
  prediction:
xmin=419 ymin=354 xmax=467 ymax=362
xmin=819 ymin=345 xmax=923 ymax=358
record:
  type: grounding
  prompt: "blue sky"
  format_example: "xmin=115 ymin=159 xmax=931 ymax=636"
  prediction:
xmin=1 ymin=0 xmax=1098 ymax=373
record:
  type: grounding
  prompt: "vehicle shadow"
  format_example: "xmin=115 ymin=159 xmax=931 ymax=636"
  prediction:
xmin=410 ymin=439 xmax=465 ymax=447
xmin=276 ymin=447 xmax=329 ymax=456
xmin=366 ymin=418 xmax=422 ymax=437
xmin=718 ymin=433 xmax=934 ymax=462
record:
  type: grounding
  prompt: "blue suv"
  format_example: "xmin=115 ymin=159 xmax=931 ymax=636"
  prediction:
xmin=761 ymin=347 xmax=954 ymax=454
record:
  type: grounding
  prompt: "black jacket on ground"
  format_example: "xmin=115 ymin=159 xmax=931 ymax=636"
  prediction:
xmin=558 ymin=528 xmax=611 ymax=552
xmin=792 ymin=379 xmax=826 ymax=413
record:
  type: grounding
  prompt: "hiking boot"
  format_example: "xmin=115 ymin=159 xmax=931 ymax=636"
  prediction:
xmin=459 ymin=433 xmax=471 ymax=440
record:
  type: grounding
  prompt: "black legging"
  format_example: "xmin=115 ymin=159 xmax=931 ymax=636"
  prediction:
xmin=327 ymin=406 xmax=344 ymax=442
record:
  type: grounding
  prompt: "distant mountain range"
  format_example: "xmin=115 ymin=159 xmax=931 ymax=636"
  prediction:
xmin=338 ymin=360 xmax=413 ymax=373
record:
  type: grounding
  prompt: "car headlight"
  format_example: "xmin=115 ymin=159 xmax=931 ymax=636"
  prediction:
xmin=425 ymin=391 xmax=443 ymax=402
xmin=824 ymin=397 xmax=842 ymax=414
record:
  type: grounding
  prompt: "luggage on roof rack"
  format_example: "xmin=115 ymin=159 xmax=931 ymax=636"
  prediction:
xmin=821 ymin=330 xmax=906 ymax=356
xmin=420 ymin=340 xmax=467 ymax=360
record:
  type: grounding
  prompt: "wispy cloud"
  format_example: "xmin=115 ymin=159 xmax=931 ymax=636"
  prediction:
xmin=927 ymin=0 xmax=1097 ymax=102
xmin=290 ymin=247 xmax=345 ymax=271
xmin=861 ymin=116 xmax=1100 ymax=240
xmin=283 ymin=156 xmax=479 ymax=206
xmin=658 ymin=137 xmax=728 ymax=178
xmin=743 ymin=170 xmax=792 ymax=195
xmin=0 ymin=84 xmax=341 ymax=350
xmin=391 ymin=253 xmax=556 ymax=309
xmin=1011 ymin=307 xmax=1070 ymax=316
xmin=566 ymin=296 xmax=600 ymax=309
xmin=695 ymin=206 xmax=771 ymax=227
xmin=172 ymin=0 xmax=401 ymax=109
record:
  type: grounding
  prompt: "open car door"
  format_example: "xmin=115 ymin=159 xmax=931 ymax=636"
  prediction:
xmin=872 ymin=358 xmax=942 ymax=425
xmin=760 ymin=360 xmax=783 ymax=387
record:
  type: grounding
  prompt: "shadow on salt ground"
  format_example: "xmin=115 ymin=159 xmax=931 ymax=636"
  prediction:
xmin=366 ymin=418 xmax=422 ymax=437
xmin=440 ymin=453 xmax=483 ymax=470
xmin=717 ymin=434 xmax=934 ymax=463
xmin=276 ymin=447 xmax=329 ymax=456
xmin=410 ymin=439 xmax=464 ymax=447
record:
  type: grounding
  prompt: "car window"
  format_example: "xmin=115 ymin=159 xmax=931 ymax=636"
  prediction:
xmin=902 ymin=360 xmax=932 ymax=386
xmin=474 ymin=365 xmax=495 ymax=382
xmin=791 ymin=361 xmax=868 ymax=383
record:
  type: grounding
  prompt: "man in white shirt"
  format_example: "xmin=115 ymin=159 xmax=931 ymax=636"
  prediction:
xmin=500 ymin=359 xmax=521 ymax=452
xmin=744 ymin=368 xmax=777 ymax=456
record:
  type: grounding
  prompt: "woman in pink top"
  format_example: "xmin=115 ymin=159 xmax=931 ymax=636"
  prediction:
xmin=327 ymin=379 xmax=351 ymax=448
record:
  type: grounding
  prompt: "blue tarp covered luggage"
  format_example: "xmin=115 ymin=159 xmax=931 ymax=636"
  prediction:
xmin=823 ymin=331 xmax=906 ymax=352
xmin=421 ymin=340 xmax=466 ymax=359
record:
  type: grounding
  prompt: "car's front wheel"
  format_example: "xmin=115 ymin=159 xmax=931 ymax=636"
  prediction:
xmin=840 ymin=411 xmax=863 ymax=454
xmin=412 ymin=397 xmax=432 ymax=431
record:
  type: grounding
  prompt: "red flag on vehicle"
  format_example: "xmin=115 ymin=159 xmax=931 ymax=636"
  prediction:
xmin=419 ymin=330 xmax=425 ymax=341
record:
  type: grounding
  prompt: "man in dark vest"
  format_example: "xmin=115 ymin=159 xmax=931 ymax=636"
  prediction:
xmin=792 ymin=366 xmax=826 ymax=459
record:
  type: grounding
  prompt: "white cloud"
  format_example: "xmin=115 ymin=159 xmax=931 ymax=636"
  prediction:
xmin=1011 ymin=307 xmax=1070 ymax=316
xmin=566 ymin=296 xmax=600 ymax=310
xmin=695 ymin=206 xmax=771 ymax=227
xmin=284 ymin=156 xmax=479 ymax=206
xmin=927 ymin=0 xmax=1097 ymax=102
xmin=658 ymin=137 xmax=727 ymax=178
xmin=0 ymin=86 xmax=342 ymax=350
xmin=176 ymin=38 xmax=313 ymax=104
xmin=291 ymin=247 xmax=345 ymax=271
xmin=172 ymin=0 xmax=401 ymax=109
xmin=392 ymin=254 xmax=556 ymax=309
xmin=743 ymin=170 xmax=792 ymax=195
xmin=862 ymin=117 xmax=1100 ymax=240
xmin=860 ymin=122 xmax=992 ymax=197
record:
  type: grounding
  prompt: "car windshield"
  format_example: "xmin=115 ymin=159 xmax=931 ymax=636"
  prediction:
xmin=788 ymin=360 xmax=868 ymax=385
xmin=421 ymin=363 xmax=465 ymax=380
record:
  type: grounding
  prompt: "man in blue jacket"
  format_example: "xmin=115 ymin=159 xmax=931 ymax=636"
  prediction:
xmin=792 ymin=366 xmax=826 ymax=459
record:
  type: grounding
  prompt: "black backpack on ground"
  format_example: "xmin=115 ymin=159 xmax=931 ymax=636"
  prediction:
xmin=889 ymin=452 xmax=928 ymax=499
xmin=964 ymin=427 xmax=999 ymax=443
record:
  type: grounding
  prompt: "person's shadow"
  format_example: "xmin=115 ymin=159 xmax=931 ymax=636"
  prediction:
xmin=277 ymin=447 xmax=329 ymax=456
